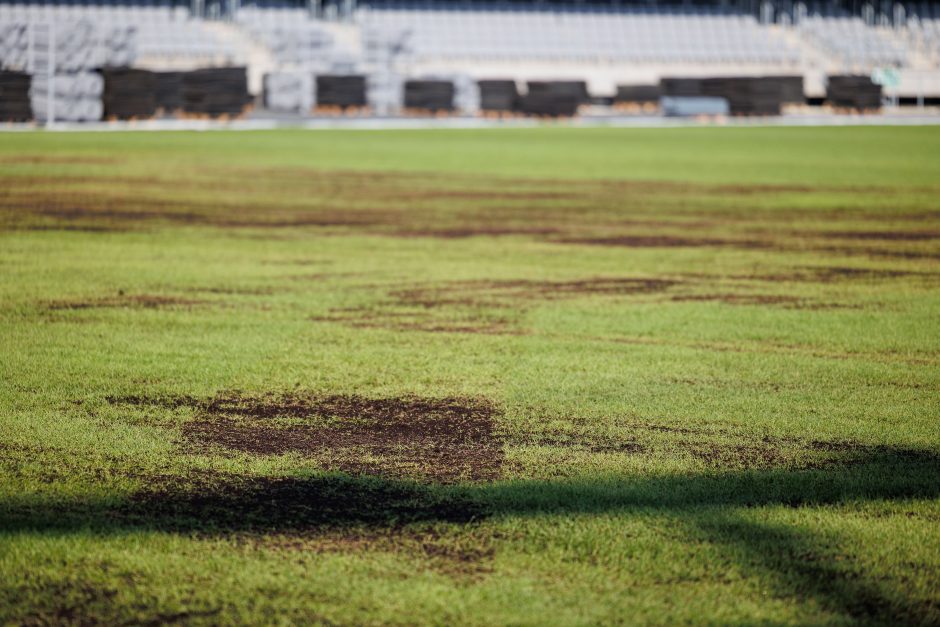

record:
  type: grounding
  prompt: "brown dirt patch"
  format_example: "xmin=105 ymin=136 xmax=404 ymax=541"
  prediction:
xmin=181 ymin=392 xmax=503 ymax=483
xmin=669 ymin=293 xmax=857 ymax=309
xmin=557 ymin=235 xmax=768 ymax=249
xmin=739 ymin=266 xmax=937 ymax=283
xmin=391 ymin=277 xmax=678 ymax=308
xmin=45 ymin=293 xmax=207 ymax=311
xmin=0 ymin=154 xmax=117 ymax=166
xmin=825 ymin=230 xmax=940 ymax=242
xmin=314 ymin=277 xmax=677 ymax=335
xmin=310 ymin=311 xmax=519 ymax=335
xmin=392 ymin=226 xmax=561 ymax=239
xmin=509 ymin=432 xmax=645 ymax=454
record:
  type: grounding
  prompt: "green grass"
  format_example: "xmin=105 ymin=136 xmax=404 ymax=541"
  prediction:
xmin=1 ymin=126 xmax=939 ymax=625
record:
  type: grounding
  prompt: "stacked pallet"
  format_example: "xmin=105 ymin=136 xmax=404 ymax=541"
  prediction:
xmin=765 ymin=75 xmax=805 ymax=104
xmin=661 ymin=76 xmax=800 ymax=116
xmin=32 ymin=71 xmax=103 ymax=121
xmin=827 ymin=75 xmax=882 ymax=110
xmin=418 ymin=74 xmax=478 ymax=114
xmin=316 ymin=75 xmax=367 ymax=109
xmin=660 ymin=78 xmax=706 ymax=98
xmin=403 ymin=80 xmax=454 ymax=112
xmin=102 ymin=68 xmax=155 ymax=119
xmin=153 ymin=71 xmax=185 ymax=114
xmin=614 ymin=84 xmax=661 ymax=104
xmin=518 ymin=81 xmax=587 ymax=117
xmin=182 ymin=67 xmax=251 ymax=117
xmin=478 ymin=80 xmax=518 ymax=112
xmin=264 ymin=72 xmax=315 ymax=113
xmin=0 ymin=70 xmax=31 ymax=121
xmin=701 ymin=77 xmax=783 ymax=116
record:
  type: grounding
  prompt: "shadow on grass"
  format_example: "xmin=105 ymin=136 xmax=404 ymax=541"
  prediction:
xmin=2 ymin=446 xmax=939 ymax=622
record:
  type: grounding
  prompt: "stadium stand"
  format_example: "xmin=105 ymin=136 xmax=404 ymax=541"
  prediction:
xmin=798 ymin=15 xmax=909 ymax=67
xmin=3 ymin=0 xmax=940 ymax=121
xmin=264 ymin=70 xmax=315 ymax=112
xmin=357 ymin=3 xmax=799 ymax=65
xmin=0 ymin=4 xmax=235 ymax=68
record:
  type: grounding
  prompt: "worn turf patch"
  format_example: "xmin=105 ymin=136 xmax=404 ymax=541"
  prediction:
xmin=176 ymin=393 xmax=504 ymax=483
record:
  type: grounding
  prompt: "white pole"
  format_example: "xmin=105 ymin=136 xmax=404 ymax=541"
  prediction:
xmin=47 ymin=21 xmax=55 ymax=128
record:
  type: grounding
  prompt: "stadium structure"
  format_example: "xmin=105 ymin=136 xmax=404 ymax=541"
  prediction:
xmin=2 ymin=0 xmax=940 ymax=122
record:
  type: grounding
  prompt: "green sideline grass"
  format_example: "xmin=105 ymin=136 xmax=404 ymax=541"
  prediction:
xmin=1 ymin=126 xmax=939 ymax=625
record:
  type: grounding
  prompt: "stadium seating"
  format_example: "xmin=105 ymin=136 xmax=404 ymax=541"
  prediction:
xmin=798 ymin=15 xmax=909 ymax=67
xmin=0 ymin=3 xmax=237 ymax=67
xmin=356 ymin=3 xmax=801 ymax=65
xmin=3 ymin=0 xmax=940 ymax=119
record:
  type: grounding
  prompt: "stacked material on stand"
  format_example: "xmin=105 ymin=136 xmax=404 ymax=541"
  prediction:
xmin=183 ymin=67 xmax=251 ymax=117
xmin=0 ymin=70 xmax=31 ymax=121
xmin=660 ymin=78 xmax=706 ymax=98
xmin=102 ymin=67 xmax=155 ymax=119
xmin=662 ymin=76 xmax=800 ymax=116
xmin=403 ymin=79 xmax=455 ymax=112
xmin=478 ymin=79 xmax=518 ymax=112
xmin=264 ymin=71 xmax=315 ymax=113
xmin=32 ymin=71 xmax=103 ymax=121
xmin=316 ymin=74 xmax=367 ymax=109
xmin=701 ymin=77 xmax=784 ymax=116
xmin=826 ymin=75 xmax=882 ymax=110
xmin=661 ymin=96 xmax=729 ymax=116
xmin=518 ymin=81 xmax=587 ymax=117
xmin=440 ymin=74 xmax=479 ymax=114
xmin=153 ymin=71 xmax=185 ymax=114
xmin=614 ymin=84 xmax=661 ymax=104
xmin=765 ymin=75 xmax=805 ymax=104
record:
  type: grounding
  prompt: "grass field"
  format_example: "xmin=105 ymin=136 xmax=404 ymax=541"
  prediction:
xmin=1 ymin=126 xmax=939 ymax=625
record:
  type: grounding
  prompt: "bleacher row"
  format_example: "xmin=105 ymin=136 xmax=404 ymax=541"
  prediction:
xmin=0 ymin=4 xmax=239 ymax=64
xmin=2 ymin=2 xmax=938 ymax=70
xmin=0 ymin=2 xmax=924 ymax=122
xmin=358 ymin=5 xmax=801 ymax=65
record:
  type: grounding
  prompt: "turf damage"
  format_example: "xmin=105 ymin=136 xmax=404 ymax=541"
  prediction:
xmin=177 ymin=393 xmax=504 ymax=483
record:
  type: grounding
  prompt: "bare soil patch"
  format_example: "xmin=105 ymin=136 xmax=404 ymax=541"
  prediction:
xmin=740 ymin=266 xmax=937 ymax=283
xmin=669 ymin=293 xmax=857 ymax=309
xmin=392 ymin=278 xmax=678 ymax=307
xmin=314 ymin=277 xmax=678 ymax=335
xmin=45 ymin=293 xmax=207 ymax=311
xmin=392 ymin=226 xmax=561 ymax=239
xmin=557 ymin=235 xmax=768 ymax=249
xmin=182 ymin=392 xmax=503 ymax=483
xmin=825 ymin=230 xmax=940 ymax=242
xmin=509 ymin=432 xmax=646 ymax=454
xmin=0 ymin=155 xmax=117 ymax=166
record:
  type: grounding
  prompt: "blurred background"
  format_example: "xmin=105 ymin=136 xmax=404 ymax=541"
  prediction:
xmin=1 ymin=0 xmax=939 ymax=125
